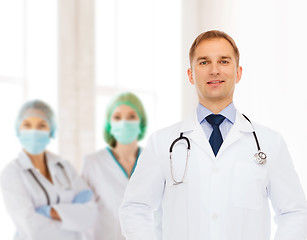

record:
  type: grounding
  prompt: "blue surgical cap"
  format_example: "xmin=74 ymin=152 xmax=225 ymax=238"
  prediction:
xmin=15 ymin=99 xmax=56 ymax=138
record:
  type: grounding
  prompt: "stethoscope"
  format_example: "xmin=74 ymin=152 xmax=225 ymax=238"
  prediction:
xmin=28 ymin=163 xmax=71 ymax=205
xmin=169 ymin=114 xmax=267 ymax=185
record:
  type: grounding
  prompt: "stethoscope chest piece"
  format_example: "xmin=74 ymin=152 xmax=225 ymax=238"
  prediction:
xmin=254 ymin=151 xmax=267 ymax=165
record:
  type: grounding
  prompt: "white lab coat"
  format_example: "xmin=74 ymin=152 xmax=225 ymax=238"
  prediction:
xmin=82 ymin=148 xmax=129 ymax=240
xmin=82 ymin=148 xmax=162 ymax=240
xmin=0 ymin=151 xmax=97 ymax=240
xmin=119 ymin=110 xmax=307 ymax=240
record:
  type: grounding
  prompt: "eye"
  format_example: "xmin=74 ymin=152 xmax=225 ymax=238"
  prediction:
xmin=112 ymin=115 xmax=122 ymax=121
xmin=220 ymin=60 xmax=229 ymax=64
xmin=21 ymin=122 xmax=31 ymax=128
xmin=38 ymin=123 xmax=48 ymax=129
xmin=200 ymin=61 xmax=208 ymax=65
xmin=127 ymin=114 xmax=137 ymax=120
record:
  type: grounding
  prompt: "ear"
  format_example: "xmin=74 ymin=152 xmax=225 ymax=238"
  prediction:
xmin=235 ymin=66 xmax=243 ymax=84
xmin=187 ymin=68 xmax=195 ymax=85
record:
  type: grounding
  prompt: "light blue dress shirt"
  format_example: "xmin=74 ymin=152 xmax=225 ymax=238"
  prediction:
xmin=197 ymin=102 xmax=237 ymax=140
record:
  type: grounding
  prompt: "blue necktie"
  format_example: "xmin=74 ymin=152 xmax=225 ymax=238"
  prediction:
xmin=205 ymin=114 xmax=226 ymax=156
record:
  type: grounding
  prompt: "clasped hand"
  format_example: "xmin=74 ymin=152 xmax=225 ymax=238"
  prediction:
xmin=35 ymin=190 xmax=94 ymax=218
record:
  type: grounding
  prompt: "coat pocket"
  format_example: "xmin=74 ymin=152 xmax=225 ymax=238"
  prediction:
xmin=231 ymin=161 xmax=268 ymax=210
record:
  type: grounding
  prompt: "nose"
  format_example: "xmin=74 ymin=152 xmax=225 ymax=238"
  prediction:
xmin=209 ymin=63 xmax=220 ymax=76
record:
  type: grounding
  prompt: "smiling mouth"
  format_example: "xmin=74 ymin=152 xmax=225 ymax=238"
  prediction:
xmin=207 ymin=80 xmax=225 ymax=85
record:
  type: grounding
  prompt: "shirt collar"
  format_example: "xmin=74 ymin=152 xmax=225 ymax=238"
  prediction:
xmin=17 ymin=151 xmax=35 ymax=170
xmin=197 ymin=102 xmax=236 ymax=124
xmin=17 ymin=150 xmax=60 ymax=171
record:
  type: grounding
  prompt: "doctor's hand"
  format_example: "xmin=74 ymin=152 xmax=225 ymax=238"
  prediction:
xmin=35 ymin=205 xmax=51 ymax=218
xmin=50 ymin=207 xmax=61 ymax=221
xmin=35 ymin=206 xmax=61 ymax=221
xmin=72 ymin=189 xmax=94 ymax=204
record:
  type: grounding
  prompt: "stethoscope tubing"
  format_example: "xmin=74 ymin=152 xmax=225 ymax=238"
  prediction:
xmin=241 ymin=114 xmax=261 ymax=151
xmin=169 ymin=133 xmax=191 ymax=153
xmin=28 ymin=162 xmax=71 ymax=205
xmin=28 ymin=169 xmax=51 ymax=205
xmin=169 ymin=114 xmax=267 ymax=185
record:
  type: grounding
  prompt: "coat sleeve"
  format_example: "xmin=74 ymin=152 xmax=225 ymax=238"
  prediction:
xmin=119 ymin=134 xmax=165 ymax=240
xmin=0 ymin=164 xmax=62 ymax=239
xmin=268 ymin=135 xmax=307 ymax=240
xmin=52 ymin=161 xmax=98 ymax=232
xmin=81 ymin=155 xmax=100 ymax=202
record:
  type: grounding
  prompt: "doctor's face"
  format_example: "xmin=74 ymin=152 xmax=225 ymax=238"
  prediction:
xmin=188 ymin=38 xmax=242 ymax=107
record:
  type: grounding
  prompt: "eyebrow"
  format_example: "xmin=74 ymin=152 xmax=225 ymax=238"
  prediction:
xmin=196 ymin=56 xmax=209 ymax=62
xmin=196 ymin=55 xmax=233 ymax=62
xmin=221 ymin=56 xmax=232 ymax=60
xmin=128 ymin=111 xmax=137 ymax=115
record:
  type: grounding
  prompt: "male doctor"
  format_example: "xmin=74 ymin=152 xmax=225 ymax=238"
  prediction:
xmin=119 ymin=30 xmax=307 ymax=240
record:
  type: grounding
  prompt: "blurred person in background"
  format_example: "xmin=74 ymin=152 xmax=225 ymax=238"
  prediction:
xmin=82 ymin=92 xmax=160 ymax=240
xmin=0 ymin=99 xmax=97 ymax=240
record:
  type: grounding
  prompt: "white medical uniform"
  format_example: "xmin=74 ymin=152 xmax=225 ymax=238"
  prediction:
xmin=119 ymin=110 xmax=307 ymax=240
xmin=0 ymin=151 xmax=97 ymax=240
xmin=82 ymin=148 xmax=162 ymax=240
xmin=82 ymin=148 xmax=138 ymax=240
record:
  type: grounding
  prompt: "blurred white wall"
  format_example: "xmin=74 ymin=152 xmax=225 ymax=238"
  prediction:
xmin=94 ymin=0 xmax=182 ymax=157
xmin=181 ymin=0 xmax=199 ymax=116
xmin=58 ymin=0 xmax=95 ymax=170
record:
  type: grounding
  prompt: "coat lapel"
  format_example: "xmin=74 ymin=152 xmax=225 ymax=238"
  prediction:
xmin=180 ymin=110 xmax=215 ymax=159
xmin=17 ymin=151 xmax=35 ymax=170
xmin=217 ymin=111 xmax=254 ymax=157
xmin=179 ymin=110 xmax=254 ymax=160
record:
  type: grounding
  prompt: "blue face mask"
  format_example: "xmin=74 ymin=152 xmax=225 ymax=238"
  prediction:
xmin=19 ymin=130 xmax=50 ymax=155
xmin=110 ymin=120 xmax=141 ymax=145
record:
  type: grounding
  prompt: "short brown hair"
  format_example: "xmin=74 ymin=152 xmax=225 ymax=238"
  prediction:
xmin=189 ymin=30 xmax=240 ymax=66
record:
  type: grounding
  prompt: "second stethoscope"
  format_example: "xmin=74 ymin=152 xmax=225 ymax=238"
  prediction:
xmin=169 ymin=114 xmax=267 ymax=185
xmin=28 ymin=162 xmax=71 ymax=205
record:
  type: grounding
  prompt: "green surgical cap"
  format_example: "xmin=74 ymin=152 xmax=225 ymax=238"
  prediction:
xmin=15 ymin=99 xmax=56 ymax=138
xmin=104 ymin=92 xmax=147 ymax=147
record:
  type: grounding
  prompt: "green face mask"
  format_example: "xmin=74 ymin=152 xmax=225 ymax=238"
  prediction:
xmin=110 ymin=120 xmax=141 ymax=145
